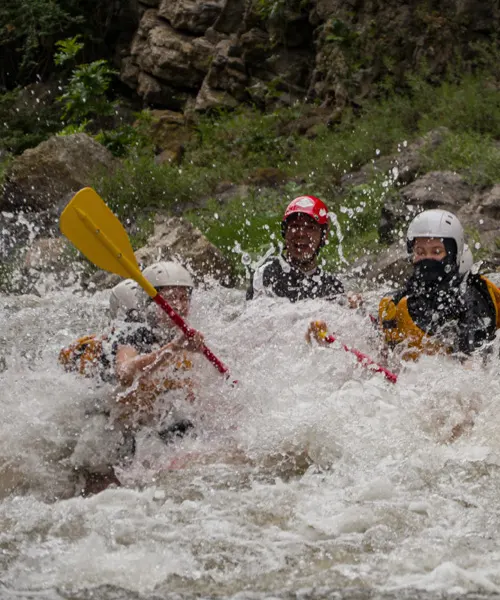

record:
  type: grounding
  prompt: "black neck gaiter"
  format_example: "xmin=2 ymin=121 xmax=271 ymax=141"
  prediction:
xmin=407 ymin=259 xmax=463 ymax=333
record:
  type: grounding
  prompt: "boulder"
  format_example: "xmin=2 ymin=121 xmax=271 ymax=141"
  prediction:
xmin=378 ymin=197 xmax=414 ymax=245
xmin=148 ymin=109 xmax=196 ymax=152
xmin=16 ymin=237 xmax=83 ymax=295
xmin=135 ymin=213 xmax=234 ymax=285
xmin=158 ymin=0 xmax=226 ymax=34
xmin=349 ymin=241 xmax=412 ymax=287
xmin=136 ymin=71 xmax=190 ymax=109
xmin=1 ymin=134 xmax=118 ymax=212
xmin=195 ymin=81 xmax=240 ymax=111
xmin=195 ymin=40 xmax=248 ymax=110
xmin=467 ymin=185 xmax=500 ymax=221
xmin=23 ymin=238 xmax=70 ymax=271
xmin=213 ymin=0 xmax=247 ymax=33
xmin=399 ymin=171 xmax=474 ymax=210
xmin=154 ymin=146 xmax=185 ymax=165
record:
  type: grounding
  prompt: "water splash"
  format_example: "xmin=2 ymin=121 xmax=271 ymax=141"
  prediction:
xmin=0 ymin=284 xmax=500 ymax=598
xmin=328 ymin=211 xmax=349 ymax=265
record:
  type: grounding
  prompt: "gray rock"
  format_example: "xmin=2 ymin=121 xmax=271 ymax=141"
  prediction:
xmin=123 ymin=9 xmax=215 ymax=102
xmin=349 ymin=241 xmax=412 ymax=288
xmin=23 ymin=237 xmax=71 ymax=271
xmin=1 ymin=134 xmax=118 ymax=212
xmin=135 ymin=212 xmax=234 ymax=285
xmin=399 ymin=171 xmax=474 ymax=210
xmin=158 ymin=0 xmax=225 ymax=34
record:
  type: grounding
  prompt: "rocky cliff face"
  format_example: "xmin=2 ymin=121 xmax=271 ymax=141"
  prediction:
xmin=119 ymin=0 xmax=500 ymax=112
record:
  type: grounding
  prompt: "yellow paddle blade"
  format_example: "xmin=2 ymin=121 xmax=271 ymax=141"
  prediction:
xmin=60 ymin=187 xmax=157 ymax=297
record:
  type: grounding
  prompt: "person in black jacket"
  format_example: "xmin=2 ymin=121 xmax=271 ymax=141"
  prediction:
xmin=247 ymin=195 xmax=345 ymax=302
xmin=377 ymin=209 xmax=500 ymax=361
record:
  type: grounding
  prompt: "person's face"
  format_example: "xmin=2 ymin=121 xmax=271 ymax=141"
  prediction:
xmin=155 ymin=286 xmax=191 ymax=324
xmin=284 ymin=214 xmax=323 ymax=262
xmin=412 ymin=237 xmax=447 ymax=263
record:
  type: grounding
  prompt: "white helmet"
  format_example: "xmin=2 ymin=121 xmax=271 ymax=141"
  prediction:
xmin=109 ymin=279 xmax=140 ymax=319
xmin=142 ymin=261 xmax=194 ymax=289
xmin=407 ymin=209 xmax=465 ymax=265
xmin=459 ymin=245 xmax=474 ymax=275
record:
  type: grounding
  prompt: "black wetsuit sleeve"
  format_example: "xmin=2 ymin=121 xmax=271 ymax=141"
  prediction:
xmin=456 ymin=279 xmax=496 ymax=355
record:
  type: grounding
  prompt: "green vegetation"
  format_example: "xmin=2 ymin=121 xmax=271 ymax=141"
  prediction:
xmin=0 ymin=88 xmax=61 ymax=154
xmin=2 ymin=44 xmax=500 ymax=276
xmin=0 ymin=0 xmax=121 ymax=87
xmin=54 ymin=36 xmax=117 ymax=125
xmin=422 ymin=131 xmax=500 ymax=186
xmin=0 ymin=34 xmax=119 ymax=154
xmin=85 ymin=72 xmax=500 ymax=274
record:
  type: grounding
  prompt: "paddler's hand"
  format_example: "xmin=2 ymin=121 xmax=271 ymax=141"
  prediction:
xmin=181 ymin=329 xmax=205 ymax=352
xmin=305 ymin=320 xmax=329 ymax=346
xmin=347 ymin=291 xmax=364 ymax=309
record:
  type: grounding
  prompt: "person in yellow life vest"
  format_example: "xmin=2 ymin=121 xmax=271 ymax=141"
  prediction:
xmin=111 ymin=261 xmax=204 ymax=435
xmin=70 ymin=264 xmax=204 ymax=496
xmin=378 ymin=209 xmax=500 ymax=361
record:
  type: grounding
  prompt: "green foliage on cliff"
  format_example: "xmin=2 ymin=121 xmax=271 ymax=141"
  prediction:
xmin=422 ymin=131 xmax=500 ymax=186
xmin=84 ymin=70 xmax=500 ymax=274
xmin=0 ymin=0 xmax=122 ymax=87
xmin=0 ymin=88 xmax=61 ymax=154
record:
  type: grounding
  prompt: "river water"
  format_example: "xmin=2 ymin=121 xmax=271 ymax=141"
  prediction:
xmin=2 ymin=277 xmax=500 ymax=600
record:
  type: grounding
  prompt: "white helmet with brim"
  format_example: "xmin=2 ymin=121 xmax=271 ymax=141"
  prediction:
xmin=142 ymin=261 xmax=194 ymax=289
xmin=407 ymin=209 xmax=465 ymax=265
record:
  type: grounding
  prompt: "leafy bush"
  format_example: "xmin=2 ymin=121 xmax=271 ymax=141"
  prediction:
xmin=92 ymin=155 xmax=214 ymax=218
xmin=187 ymin=107 xmax=300 ymax=179
xmin=53 ymin=34 xmax=84 ymax=66
xmin=422 ymin=131 xmax=500 ymax=186
xmin=58 ymin=59 xmax=117 ymax=124
xmin=418 ymin=75 xmax=500 ymax=137
xmin=0 ymin=0 xmax=121 ymax=87
xmin=0 ymin=88 xmax=61 ymax=154
xmin=0 ymin=0 xmax=83 ymax=83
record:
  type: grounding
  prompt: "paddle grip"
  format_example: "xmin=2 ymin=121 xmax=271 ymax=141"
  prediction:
xmin=153 ymin=293 xmax=230 ymax=375
xmin=325 ymin=334 xmax=398 ymax=384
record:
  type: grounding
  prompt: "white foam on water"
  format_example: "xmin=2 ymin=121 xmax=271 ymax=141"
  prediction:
xmin=1 ymin=284 xmax=500 ymax=598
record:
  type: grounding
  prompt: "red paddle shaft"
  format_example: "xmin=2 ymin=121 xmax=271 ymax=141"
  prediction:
xmin=324 ymin=333 xmax=398 ymax=384
xmin=153 ymin=293 xmax=230 ymax=376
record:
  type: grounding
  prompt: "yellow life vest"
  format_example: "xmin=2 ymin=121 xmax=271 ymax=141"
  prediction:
xmin=482 ymin=277 xmax=500 ymax=328
xmin=58 ymin=334 xmax=105 ymax=377
xmin=378 ymin=276 xmax=500 ymax=361
xmin=378 ymin=296 xmax=447 ymax=361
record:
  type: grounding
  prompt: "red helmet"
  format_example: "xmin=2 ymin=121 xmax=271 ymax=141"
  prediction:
xmin=281 ymin=195 xmax=330 ymax=248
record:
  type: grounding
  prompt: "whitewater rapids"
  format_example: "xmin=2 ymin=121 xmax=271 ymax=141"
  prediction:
xmin=1 ymin=279 xmax=500 ymax=599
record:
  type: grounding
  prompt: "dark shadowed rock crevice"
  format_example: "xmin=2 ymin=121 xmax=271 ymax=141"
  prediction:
xmin=118 ymin=0 xmax=500 ymax=113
